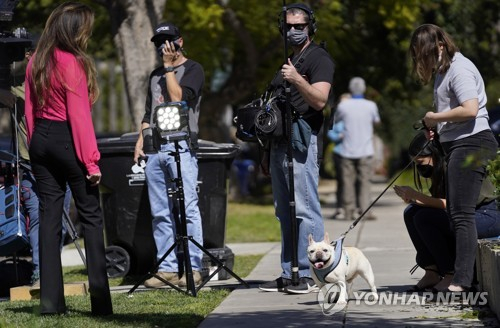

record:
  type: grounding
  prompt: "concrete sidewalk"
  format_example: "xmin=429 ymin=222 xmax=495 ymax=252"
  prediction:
xmin=197 ymin=179 xmax=500 ymax=328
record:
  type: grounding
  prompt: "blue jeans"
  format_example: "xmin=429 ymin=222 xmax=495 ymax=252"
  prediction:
xmin=476 ymin=200 xmax=500 ymax=239
xmin=270 ymin=134 xmax=324 ymax=279
xmin=145 ymin=140 xmax=203 ymax=272
xmin=233 ymin=159 xmax=255 ymax=196
xmin=441 ymin=129 xmax=498 ymax=288
xmin=21 ymin=169 xmax=71 ymax=280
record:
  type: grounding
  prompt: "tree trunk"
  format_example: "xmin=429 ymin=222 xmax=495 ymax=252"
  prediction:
xmin=197 ymin=4 xmax=266 ymax=142
xmin=103 ymin=0 xmax=166 ymax=131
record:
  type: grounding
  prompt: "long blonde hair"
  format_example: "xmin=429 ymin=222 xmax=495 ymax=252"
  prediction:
xmin=409 ymin=24 xmax=459 ymax=85
xmin=31 ymin=1 xmax=99 ymax=106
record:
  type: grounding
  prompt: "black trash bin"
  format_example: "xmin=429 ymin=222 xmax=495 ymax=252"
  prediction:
xmin=97 ymin=132 xmax=239 ymax=277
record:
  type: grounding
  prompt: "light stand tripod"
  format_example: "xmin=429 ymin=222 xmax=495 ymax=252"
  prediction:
xmin=62 ymin=207 xmax=86 ymax=268
xmin=128 ymin=134 xmax=248 ymax=296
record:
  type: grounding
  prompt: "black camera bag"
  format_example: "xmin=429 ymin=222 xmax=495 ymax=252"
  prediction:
xmin=234 ymin=102 xmax=262 ymax=142
xmin=254 ymin=97 xmax=284 ymax=140
xmin=235 ymin=96 xmax=285 ymax=143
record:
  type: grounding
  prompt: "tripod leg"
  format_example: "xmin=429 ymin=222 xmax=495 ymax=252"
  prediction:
xmin=171 ymin=139 xmax=198 ymax=297
xmin=62 ymin=209 xmax=87 ymax=268
xmin=189 ymin=238 xmax=249 ymax=291
xmin=180 ymin=236 xmax=196 ymax=296
xmin=128 ymin=241 xmax=179 ymax=295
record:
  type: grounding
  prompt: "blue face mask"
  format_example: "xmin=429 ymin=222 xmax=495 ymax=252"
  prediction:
xmin=287 ymin=28 xmax=308 ymax=46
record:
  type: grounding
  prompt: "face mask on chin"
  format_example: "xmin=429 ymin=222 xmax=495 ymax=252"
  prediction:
xmin=286 ymin=28 xmax=308 ymax=46
xmin=416 ymin=164 xmax=433 ymax=178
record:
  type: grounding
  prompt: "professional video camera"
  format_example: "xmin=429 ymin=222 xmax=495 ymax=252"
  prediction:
xmin=0 ymin=0 xmax=33 ymax=89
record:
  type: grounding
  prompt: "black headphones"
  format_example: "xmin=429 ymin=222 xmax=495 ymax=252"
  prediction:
xmin=278 ymin=3 xmax=317 ymax=36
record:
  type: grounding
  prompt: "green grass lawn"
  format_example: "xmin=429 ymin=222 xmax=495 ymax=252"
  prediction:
xmin=0 ymin=289 xmax=229 ymax=328
xmin=0 ymin=203 xmax=272 ymax=328
xmin=0 ymin=253 xmax=262 ymax=328
xmin=226 ymin=202 xmax=280 ymax=243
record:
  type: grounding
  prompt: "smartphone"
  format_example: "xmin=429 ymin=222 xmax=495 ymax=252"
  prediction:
xmin=171 ymin=41 xmax=181 ymax=51
xmin=157 ymin=41 xmax=180 ymax=57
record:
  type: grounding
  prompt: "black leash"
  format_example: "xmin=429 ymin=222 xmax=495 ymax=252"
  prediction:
xmin=335 ymin=126 xmax=433 ymax=243
xmin=326 ymin=122 xmax=435 ymax=276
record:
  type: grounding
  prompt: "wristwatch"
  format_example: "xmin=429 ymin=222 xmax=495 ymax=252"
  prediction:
xmin=164 ymin=66 xmax=175 ymax=73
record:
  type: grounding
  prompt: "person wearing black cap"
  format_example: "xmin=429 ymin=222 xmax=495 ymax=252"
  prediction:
xmin=394 ymin=131 xmax=500 ymax=293
xmin=258 ymin=3 xmax=334 ymax=294
xmin=134 ymin=22 xmax=205 ymax=288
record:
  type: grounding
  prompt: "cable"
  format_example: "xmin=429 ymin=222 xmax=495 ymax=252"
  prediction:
xmin=10 ymin=61 xmax=24 ymax=239
xmin=254 ymin=102 xmax=279 ymax=135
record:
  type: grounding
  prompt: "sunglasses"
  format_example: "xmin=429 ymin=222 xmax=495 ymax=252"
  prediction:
xmin=286 ymin=23 xmax=308 ymax=31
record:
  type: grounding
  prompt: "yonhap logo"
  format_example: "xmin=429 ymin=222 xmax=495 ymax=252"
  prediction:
xmin=317 ymin=281 xmax=348 ymax=315
xmin=317 ymin=283 xmax=488 ymax=316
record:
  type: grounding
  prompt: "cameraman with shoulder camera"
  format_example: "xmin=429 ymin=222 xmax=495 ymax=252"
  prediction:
xmin=133 ymin=23 xmax=205 ymax=288
xmin=258 ymin=3 xmax=334 ymax=294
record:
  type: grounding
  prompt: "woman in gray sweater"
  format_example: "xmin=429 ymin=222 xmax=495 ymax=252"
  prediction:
xmin=409 ymin=24 xmax=498 ymax=293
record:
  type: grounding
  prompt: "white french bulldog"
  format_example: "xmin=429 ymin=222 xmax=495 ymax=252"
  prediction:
xmin=308 ymin=233 xmax=378 ymax=304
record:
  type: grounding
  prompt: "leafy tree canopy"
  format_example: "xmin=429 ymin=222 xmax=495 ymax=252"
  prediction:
xmin=7 ymin=0 xmax=500 ymax=164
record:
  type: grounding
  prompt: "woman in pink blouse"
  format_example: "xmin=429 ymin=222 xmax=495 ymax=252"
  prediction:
xmin=24 ymin=2 xmax=112 ymax=316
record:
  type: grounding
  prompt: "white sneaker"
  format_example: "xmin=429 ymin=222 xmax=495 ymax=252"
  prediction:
xmin=284 ymin=277 xmax=319 ymax=294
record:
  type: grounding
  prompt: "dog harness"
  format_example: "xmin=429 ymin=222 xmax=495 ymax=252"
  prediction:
xmin=312 ymin=238 xmax=349 ymax=284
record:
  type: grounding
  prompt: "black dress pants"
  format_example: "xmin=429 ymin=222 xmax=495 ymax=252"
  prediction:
xmin=29 ymin=119 xmax=112 ymax=315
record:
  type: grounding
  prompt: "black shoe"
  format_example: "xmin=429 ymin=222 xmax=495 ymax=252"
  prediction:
xmin=259 ymin=277 xmax=292 ymax=292
xmin=284 ymin=277 xmax=319 ymax=294
xmin=406 ymin=285 xmax=426 ymax=293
